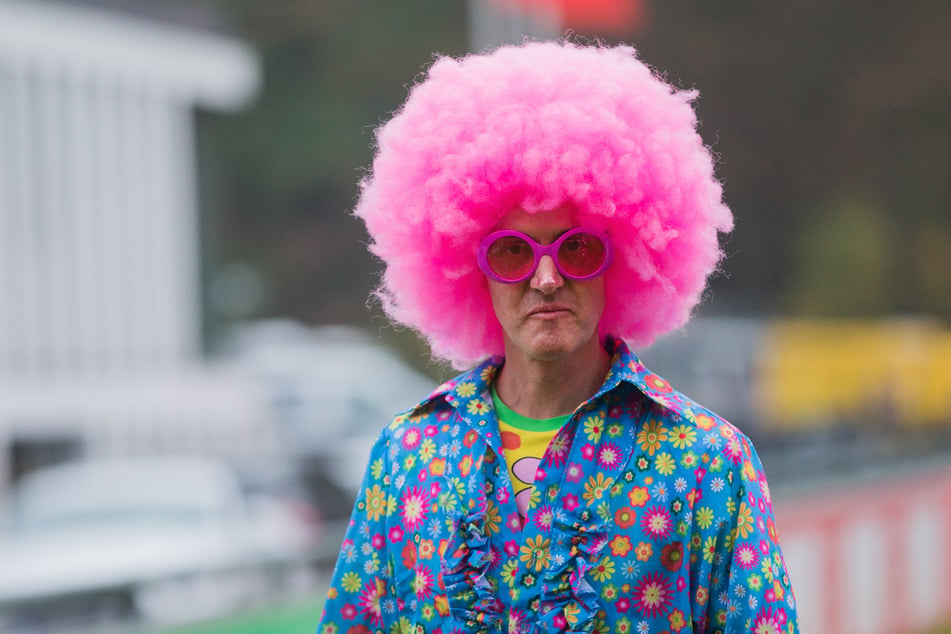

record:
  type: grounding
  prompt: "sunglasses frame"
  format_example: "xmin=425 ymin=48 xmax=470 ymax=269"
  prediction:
xmin=477 ymin=227 xmax=613 ymax=284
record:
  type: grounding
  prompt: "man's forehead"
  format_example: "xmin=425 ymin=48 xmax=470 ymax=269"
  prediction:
xmin=496 ymin=207 xmax=578 ymax=236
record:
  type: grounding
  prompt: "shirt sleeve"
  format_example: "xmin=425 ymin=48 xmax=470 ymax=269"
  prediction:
xmin=316 ymin=429 xmax=398 ymax=634
xmin=692 ymin=427 xmax=799 ymax=633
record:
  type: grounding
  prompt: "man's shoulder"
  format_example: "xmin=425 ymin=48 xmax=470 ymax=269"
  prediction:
xmin=610 ymin=342 xmax=749 ymax=440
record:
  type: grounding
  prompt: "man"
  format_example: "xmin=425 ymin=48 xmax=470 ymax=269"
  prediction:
xmin=317 ymin=41 xmax=798 ymax=633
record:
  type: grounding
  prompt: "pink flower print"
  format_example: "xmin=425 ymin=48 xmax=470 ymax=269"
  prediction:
xmin=641 ymin=506 xmax=673 ymax=541
xmin=400 ymin=487 xmax=430 ymax=530
xmin=597 ymin=443 xmax=622 ymax=469
xmin=566 ymin=462 xmax=584 ymax=483
xmin=735 ymin=543 xmax=760 ymax=569
xmin=752 ymin=607 xmax=786 ymax=634
xmin=412 ymin=566 xmax=434 ymax=599
xmin=401 ymin=428 xmax=421 ymax=449
xmin=358 ymin=578 xmax=386 ymax=626
xmin=724 ymin=436 xmax=745 ymax=464
xmin=547 ymin=434 xmax=570 ymax=466
xmin=632 ymin=572 xmax=674 ymax=618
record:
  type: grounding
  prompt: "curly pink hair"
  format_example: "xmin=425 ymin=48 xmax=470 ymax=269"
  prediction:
xmin=355 ymin=41 xmax=733 ymax=368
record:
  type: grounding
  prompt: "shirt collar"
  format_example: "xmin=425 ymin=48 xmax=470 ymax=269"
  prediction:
xmin=412 ymin=336 xmax=690 ymax=420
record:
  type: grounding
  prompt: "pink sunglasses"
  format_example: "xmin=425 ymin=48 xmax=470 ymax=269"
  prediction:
xmin=477 ymin=227 xmax=613 ymax=283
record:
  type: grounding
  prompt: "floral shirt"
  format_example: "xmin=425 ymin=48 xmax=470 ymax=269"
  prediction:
xmin=316 ymin=337 xmax=798 ymax=634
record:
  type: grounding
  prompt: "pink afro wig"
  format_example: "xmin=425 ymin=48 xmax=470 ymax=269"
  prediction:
xmin=355 ymin=41 xmax=733 ymax=368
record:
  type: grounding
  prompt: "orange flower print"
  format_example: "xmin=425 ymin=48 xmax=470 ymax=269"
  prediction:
xmin=615 ymin=506 xmax=637 ymax=528
xmin=669 ymin=608 xmax=687 ymax=632
xmin=660 ymin=542 xmax=685 ymax=572
xmin=629 ymin=486 xmax=650 ymax=507
xmin=429 ymin=458 xmax=447 ymax=476
xmin=635 ymin=541 xmax=654 ymax=561
xmin=610 ymin=535 xmax=633 ymax=557
xmin=736 ymin=502 xmax=755 ymax=540
xmin=644 ymin=373 xmax=673 ymax=393
xmin=694 ymin=412 xmax=717 ymax=430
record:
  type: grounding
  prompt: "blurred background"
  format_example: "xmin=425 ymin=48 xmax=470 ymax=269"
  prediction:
xmin=0 ymin=0 xmax=949 ymax=633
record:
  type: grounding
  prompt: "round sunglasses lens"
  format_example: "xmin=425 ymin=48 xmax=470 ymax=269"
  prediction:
xmin=558 ymin=233 xmax=606 ymax=277
xmin=487 ymin=235 xmax=535 ymax=281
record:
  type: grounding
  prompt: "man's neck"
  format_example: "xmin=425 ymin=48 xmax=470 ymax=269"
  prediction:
xmin=493 ymin=339 xmax=612 ymax=420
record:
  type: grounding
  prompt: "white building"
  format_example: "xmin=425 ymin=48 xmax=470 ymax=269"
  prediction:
xmin=0 ymin=0 xmax=274 ymax=489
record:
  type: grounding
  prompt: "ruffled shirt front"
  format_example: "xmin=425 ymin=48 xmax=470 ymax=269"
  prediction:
xmin=316 ymin=337 xmax=798 ymax=634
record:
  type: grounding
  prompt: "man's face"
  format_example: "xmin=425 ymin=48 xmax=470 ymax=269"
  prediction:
xmin=486 ymin=208 xmax=607 ymax=364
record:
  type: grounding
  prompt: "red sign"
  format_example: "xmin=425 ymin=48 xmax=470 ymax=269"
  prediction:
xmin=496 ymin=0 xmax=647 ymax=35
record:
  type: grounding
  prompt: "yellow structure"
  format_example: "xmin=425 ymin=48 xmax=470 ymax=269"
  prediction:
xmin=756 ymin=318 xmax=951 ymax=432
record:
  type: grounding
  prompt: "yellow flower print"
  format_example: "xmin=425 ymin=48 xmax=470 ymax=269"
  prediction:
xmin=583 ymin=473 xmax=615 ymax=504
xmin=419 ymin=439 xmax=437 ymax=463
xmin=466 ymin=399 xmax=489 ymax=415
xmin=364 ymin=484 xmax=387 ymax=521
xmin=500 ymin=560 xmax=520 ymax=588
xmin=520 ymin=535 xmax=552 ymax=572
xmin=635 ymin=542 xmax=653 ymax=561
xmin=637 ymin=419 xmax=668 ymax=455
xmin=670 ymin=425 xmax=697 ymax=449
xmin=591 ymin=556 xmax=615 ymax=582
xmin=563 ymin=602 xmax=582 ymax=626
xmin=702 ymin=536 xmax=718 ymax=564
xmin=459 ymin=455 xmax=474 ymax=478
xmin=341 ymin=571 xmax=362 ymax=593
xmin=736 ymin=501 xmax=755 ymax=539
xmin=455 ymin=381 xmax=477 ymax=397
xmin=761 ymin=557 xmax=776 ymax=583
xmin=583 ymin=415 xmax=605 ymax=442
xmin=655 ymin=452 xmax=676 ymax=476
xmin=695 ymin=506 xmax=715 ymax=530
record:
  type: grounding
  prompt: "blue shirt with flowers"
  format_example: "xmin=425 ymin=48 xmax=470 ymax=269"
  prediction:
xmin=316 ymin=337 xmax=798 ymax=634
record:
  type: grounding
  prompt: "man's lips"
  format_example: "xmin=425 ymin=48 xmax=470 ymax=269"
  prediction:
xmin=527 ymin=305 xmax=571 ymax=318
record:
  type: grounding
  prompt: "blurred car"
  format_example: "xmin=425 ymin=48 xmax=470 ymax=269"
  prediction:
xmin=0 ymin=456 xmax=323 ymax=633
xmin=219 ymin=320 xmax=437 ymax=512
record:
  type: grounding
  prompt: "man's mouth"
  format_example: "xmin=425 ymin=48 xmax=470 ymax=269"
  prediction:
xmin=528 ymin=305 xmax=570 ymax=318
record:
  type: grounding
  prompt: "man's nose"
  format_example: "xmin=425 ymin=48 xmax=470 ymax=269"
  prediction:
xmin=530 ymin=255 xmax=565 ymax=294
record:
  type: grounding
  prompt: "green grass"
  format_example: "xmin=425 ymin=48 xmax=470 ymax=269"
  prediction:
xmin=139 ymin=596 xmax=324 ymax=634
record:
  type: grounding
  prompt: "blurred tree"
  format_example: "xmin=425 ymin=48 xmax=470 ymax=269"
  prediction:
xmin=632 ymin=0 xmax=951 ymax=319
xmin=193 ymin=0 xmax=951 ymax=356
xmin=786 ymin=196 xmax=892 ymax=315
xmin=195 ymin=0 xmax=469 ymax=333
